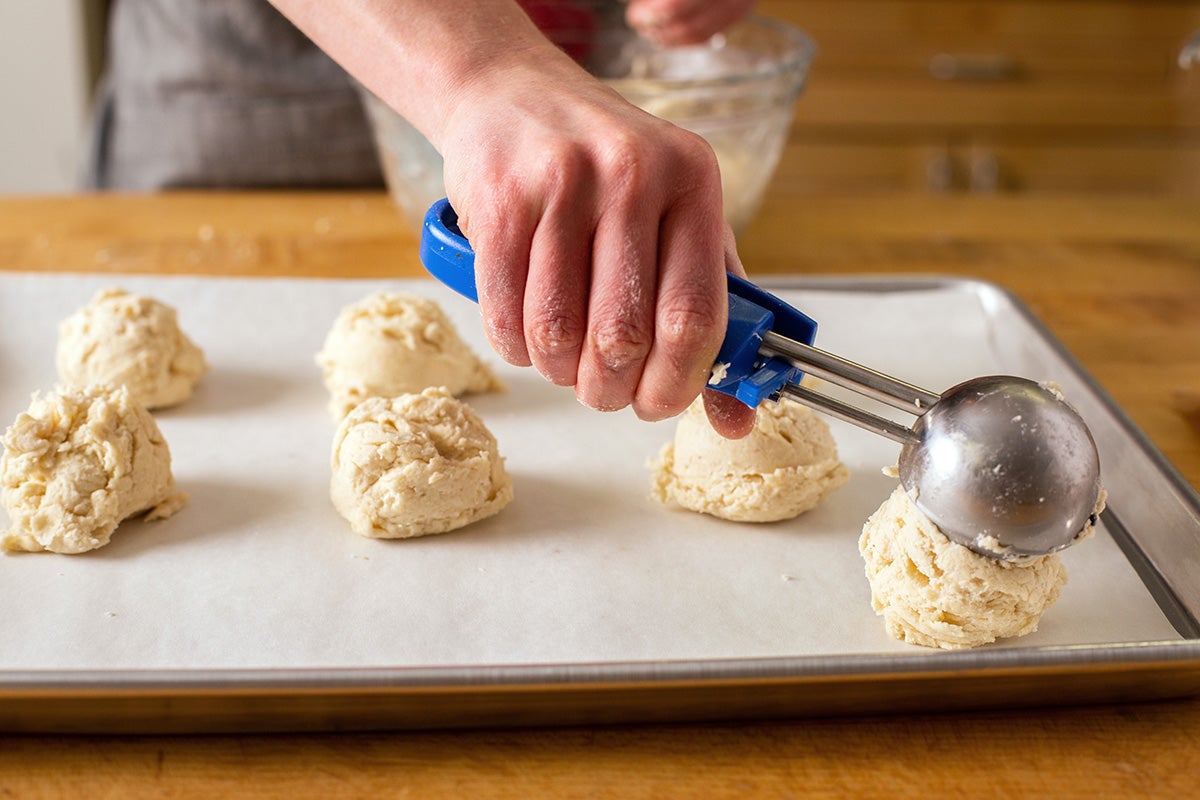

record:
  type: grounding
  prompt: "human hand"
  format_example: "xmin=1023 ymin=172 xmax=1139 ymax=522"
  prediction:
xmin=439 ymin=51 xmax=755 ymax=437
xmin=264 ymin=0 xmax=756 ymax=437
xmin=625 ymin=0 xmax=758 ymax=46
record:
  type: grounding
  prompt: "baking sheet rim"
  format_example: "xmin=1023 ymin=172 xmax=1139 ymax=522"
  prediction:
xmin=2 ymin=638 xmax=1200 ymax=693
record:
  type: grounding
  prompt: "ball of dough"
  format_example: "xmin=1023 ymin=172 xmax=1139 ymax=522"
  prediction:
xmin=651 ymin=397 xmax=850 ymax=522
xmin=316 ymin=291 xmax=504 ymax=420
xmin=56 ymin=288 xmax=207 ymax=409
xmin=858 ymin=484 xmax=1097 ymax=650
xmin=1 ymin=384 xmax=188 ymax=554
xmin=330 ymin=387 xmax=513 ymax=539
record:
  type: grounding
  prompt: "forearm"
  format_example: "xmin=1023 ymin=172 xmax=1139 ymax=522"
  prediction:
xmin=265 ymin=0 xmax=580 ymax=150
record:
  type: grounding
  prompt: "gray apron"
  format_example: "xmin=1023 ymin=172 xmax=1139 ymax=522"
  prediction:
xmin=85 ymin=0 xmax=384 ymax=190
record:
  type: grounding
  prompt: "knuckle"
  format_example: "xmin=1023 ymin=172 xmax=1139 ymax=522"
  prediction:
xmin=600 ymin=134 xmax=647 ymax=196
xmin=526 ymin=309 xmax=585 ymax=355
xmin=484 ymin=312 xmax=523 ymax=342
xmin=656 ymin=291 xmax=724 ymax=352
xmin=541 ymin=144 xmax=590 ymax=197
xmin=672 ymin=132 xmax=721 ymax=192
xmin=590 ymin=315 xmax=651 ymax=373
xmin=686 ymin=131 xmax=720 ymax=172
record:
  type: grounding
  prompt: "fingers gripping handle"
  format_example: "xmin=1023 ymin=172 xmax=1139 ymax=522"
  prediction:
xmin=419 ymin=199 xmax=819 ymax=408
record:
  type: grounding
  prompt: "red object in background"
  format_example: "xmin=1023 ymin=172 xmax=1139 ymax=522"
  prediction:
xmin=516 ymin=0 xmax=598 ymax=62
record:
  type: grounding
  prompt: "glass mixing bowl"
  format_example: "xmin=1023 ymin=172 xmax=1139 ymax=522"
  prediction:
xmin=362 ymin=14 xmax=815 ymax=233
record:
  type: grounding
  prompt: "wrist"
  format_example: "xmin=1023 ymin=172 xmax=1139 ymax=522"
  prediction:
xmin=268 ymin=0 xmax=584 ymax=152
xmin=427 ymin=33 xmax=595 ymax=153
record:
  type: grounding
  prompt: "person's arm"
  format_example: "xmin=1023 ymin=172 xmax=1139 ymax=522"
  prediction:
xmin=268 ymin=0 xmax=756 ymax=437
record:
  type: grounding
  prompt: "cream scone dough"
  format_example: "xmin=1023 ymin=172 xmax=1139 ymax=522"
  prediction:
xmin=651 ymin=397 xmax=850 ymax=523
xmin=56 ymin=288 xmax=207 ymax=409
xmin=316 ymin=291 xmax=504 ymax=420
xmin=858 ymin=484 xmax=1106 ymax=650
xmin=330 ymin=387 xmax=513 ymax=539
xmin=1 ymin=384 xmax=187 ymax=554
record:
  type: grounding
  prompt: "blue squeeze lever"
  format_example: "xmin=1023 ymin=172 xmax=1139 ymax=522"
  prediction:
xmin=420 ymin=198 xmax=818 ymax=408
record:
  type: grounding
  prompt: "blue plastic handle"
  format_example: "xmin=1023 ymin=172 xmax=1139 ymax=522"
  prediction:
xmin=421 ymin=199 xmax=479 ymax=302
xmin=419 ymin=198 xmax=817 ymax=408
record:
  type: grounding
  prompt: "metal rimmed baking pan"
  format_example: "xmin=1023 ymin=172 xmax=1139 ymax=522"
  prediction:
xmin=0 ymin=273 xmax=1196 ymax=732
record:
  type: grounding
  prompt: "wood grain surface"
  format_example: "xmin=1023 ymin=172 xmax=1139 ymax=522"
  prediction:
xmin=0 ymin=191 xmax=1198 ymax=797
xmin=759 ymin=0 xmax=1200 ymax=194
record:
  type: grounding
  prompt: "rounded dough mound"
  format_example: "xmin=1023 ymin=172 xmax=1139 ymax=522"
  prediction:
xmin=1 ymin=384 xmax=187 ymax=554
xmin=316 ymin=291 xmax=504 ymax=419
xmin=330 ymin=387 xmax=513 ymax=539
xmin=56 ymin=288 xmax=207 ymax=409
xmin=651 ymin=397 xmax=849 ymax=522
xmin=859 ymin=485 xmax=1077 ymax=650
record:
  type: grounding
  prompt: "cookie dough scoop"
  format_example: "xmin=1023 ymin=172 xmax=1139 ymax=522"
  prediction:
xmin=420 ymin=198 xmax=1102 ymax=559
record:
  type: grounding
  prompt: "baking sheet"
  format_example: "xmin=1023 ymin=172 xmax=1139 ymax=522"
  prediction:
xmin=0 ymin=272 xmax=1187 ymax=675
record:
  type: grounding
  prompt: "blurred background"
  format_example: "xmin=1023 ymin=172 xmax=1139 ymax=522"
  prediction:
xmin=2 ymin=0 xmax=1199 ymax=196
xmin=0 ymin=1 xmax=108 ymax=192
xmin=768 ymin=0 xmax=1200 ymax=195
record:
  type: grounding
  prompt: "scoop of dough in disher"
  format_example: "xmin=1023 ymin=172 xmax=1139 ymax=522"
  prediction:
xmin=858 ymin=484 xmax=1104 ymax=649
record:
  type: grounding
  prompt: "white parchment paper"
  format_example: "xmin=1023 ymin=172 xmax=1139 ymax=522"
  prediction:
xmin=0 ymin=273 xmax=1180 ymax=670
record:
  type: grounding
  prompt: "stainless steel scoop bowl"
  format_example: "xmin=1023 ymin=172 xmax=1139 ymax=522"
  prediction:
xmin=896 ymin=376 xmax=1102 ymax=558
xmin=761 ymin=333 xmax=1102 ymax=560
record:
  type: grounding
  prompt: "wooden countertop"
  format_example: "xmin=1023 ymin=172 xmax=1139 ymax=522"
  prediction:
xmin=1 ymin=191 xmax=1199 ymax=796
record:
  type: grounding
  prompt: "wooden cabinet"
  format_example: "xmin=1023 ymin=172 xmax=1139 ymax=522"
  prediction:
xmin=759 ymin=0 xmax=1200 ymax=193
